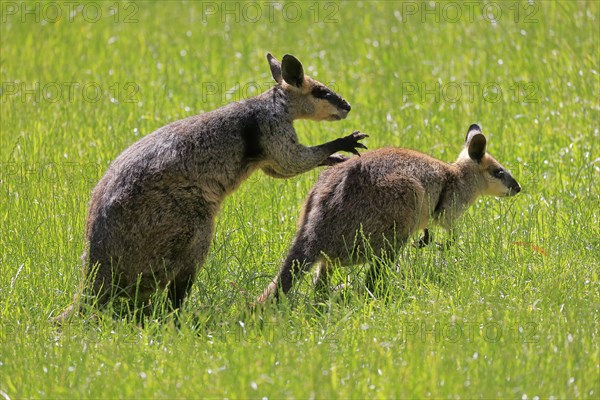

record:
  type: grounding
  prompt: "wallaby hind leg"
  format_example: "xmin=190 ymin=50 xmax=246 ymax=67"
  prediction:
xmin=167 ymin=219 xmax=214 ymax=311
xmin=417 ymin=229 xmax=432 ymax=248
xmin=313 ymin=261 xmax=332 ymax=294
xmin=168 ymin=273 xmax=195 ymax=311
xmin=314 ymin=261 xmax=351 ymax=303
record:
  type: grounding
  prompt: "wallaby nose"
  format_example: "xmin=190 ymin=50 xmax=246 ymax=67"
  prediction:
xmin=342 ymin=100 xmax=351 ymax=112
xmin=511 ymin=183 xmax=521 ymax=194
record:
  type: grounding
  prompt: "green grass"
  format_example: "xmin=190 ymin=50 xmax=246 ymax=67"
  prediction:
xmin=1 ymin=0 xmax=599 ymax=398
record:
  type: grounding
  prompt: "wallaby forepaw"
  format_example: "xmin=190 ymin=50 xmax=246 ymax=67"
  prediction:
xmin=339 ymin=130 xmax=368 ymax=156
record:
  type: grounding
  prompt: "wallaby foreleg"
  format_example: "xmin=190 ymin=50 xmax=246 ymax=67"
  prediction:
xmin=262 ymin=131 xmax=367 ymax=178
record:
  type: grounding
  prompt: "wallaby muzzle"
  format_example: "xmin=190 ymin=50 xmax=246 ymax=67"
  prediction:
xmin=507 ymin=181 xmax=521 ymax=196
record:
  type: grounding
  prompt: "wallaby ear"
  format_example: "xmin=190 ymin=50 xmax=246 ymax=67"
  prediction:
xmin=465 ymin=125 xmax=487 ymax=162
xmin=465 ymin=124 xmax=482 ymax=141
xmin=281 ymin=54 xmax=305 ymax=88
xmin=267 ymin=53 xmax=282 ymax=84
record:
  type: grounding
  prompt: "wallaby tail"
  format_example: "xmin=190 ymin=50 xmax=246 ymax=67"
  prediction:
xmin=255 ymin=238 xmax=318 ymax=304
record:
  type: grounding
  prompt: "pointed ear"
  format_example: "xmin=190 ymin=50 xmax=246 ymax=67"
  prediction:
xmin=281 ymin=54 xmax=305 ymax=88
xmin=465 ymin=124 xmax=481 ymax=140
xmin=466 ymin=126 xmax=487 ymax=163
xmin=267 ymin=53 xmax=282 ymax=84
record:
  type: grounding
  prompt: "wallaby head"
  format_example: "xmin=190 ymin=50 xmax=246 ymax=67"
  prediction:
xmin=457 ymin=124 xmax=521 ymax=197
xmin=267 ymin=53 xmax=351 ymax=121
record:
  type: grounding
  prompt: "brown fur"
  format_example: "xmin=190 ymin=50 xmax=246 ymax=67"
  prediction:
xmin=256 ymin=124 xmax=521 ymax=303
xmin=53 ymin=53 xmax=368 ymax=322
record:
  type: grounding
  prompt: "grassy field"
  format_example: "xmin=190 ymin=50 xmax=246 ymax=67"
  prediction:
xmin=1 ymin=0 xmax=599 ymax=398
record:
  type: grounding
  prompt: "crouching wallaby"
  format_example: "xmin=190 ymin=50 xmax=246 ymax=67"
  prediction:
xmin=55 ymin=53 xmax=367 ymax=321
xmin=256 ymin=124 xmax=521 ymax=303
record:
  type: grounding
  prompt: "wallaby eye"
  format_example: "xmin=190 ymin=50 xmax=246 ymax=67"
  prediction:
xmin=493 ymin=169 xmax=505 ymax=179
xmin=311 ymin=86 xmax=332 ymax=99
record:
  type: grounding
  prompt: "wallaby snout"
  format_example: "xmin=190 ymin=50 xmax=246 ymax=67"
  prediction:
xmin=332 ymin=104 xmax=350 ymax=120
xmin=335 ymin=100 xmax=351 ymax=118
xmin=507 ymin=179 xmax=521 ymax=196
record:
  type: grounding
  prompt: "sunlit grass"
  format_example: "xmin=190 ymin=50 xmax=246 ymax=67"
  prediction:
xmin=1 ymin=1 xmax=598 ymax=398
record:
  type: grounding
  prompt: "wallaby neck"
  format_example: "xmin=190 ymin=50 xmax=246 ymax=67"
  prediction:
xmin=457 ymin=160 xmax=486 ymax=198
xmin=253 ymin=85 xmax=295 ymax=123
xmin=436 ymin=161 xmax=485 ymax=225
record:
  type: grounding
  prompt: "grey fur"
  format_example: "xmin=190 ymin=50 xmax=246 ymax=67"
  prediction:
xmin=256 ymin=124 xmax=521 ymax=303
xmin=55 ymin=53 xmax=367 ymax=320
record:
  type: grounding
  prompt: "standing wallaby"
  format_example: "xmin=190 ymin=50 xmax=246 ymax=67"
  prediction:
xmin=256 ymin=124 xmax=521 ymax=303
xmin=55 ymin=53 xmax=367 ymax=320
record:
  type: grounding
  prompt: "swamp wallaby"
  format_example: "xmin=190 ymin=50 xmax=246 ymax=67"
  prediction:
xmin=257 ymin=124 xmax=521 ymax=303
xmin=55 ymin=53 xmax=367 ymax=320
